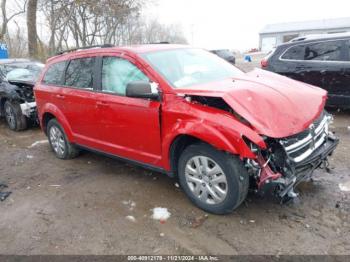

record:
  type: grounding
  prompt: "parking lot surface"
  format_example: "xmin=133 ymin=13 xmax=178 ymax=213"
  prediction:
xmin=0 ymin=60 xmax=349 ymax=255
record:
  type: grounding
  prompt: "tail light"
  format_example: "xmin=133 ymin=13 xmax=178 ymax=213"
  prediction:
xmin=261 ymin=58 xmax=268 ymax=68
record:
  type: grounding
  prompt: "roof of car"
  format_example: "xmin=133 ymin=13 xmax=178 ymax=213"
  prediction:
xmin=290 ymin=32 xmax=350 ymax=42
xmin=276 ymin=32 xmax=350 ymax=49
xmin=120 ymin=44 xmax=189 ymax=53
xmin=47 ymin=44 xmax=191 ymax=63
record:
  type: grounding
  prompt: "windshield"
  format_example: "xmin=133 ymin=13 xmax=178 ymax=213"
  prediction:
xmin=0 ymin=62 xmax=44 ymax=82
xmin=142 ymin=48 xmax=243 ymax=88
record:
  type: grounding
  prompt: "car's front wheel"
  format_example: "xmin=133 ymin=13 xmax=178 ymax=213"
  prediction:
xmin=178 ymin=143 xmax=249 ymax=214
xmin=47 ymin=119 xmax=79 ymax=159
xmin=4 ymin=101 xmax=27 ymax=131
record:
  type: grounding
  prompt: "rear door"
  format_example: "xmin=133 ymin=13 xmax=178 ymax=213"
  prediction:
xmin=337 ymin=40 xmax=350 ymax=107
xmin=302 ymin=40 xmax=348 ymax=106
xmin=60 ymin=56 xmax=101 ymax=145
xmin=36 ymin=61 xmax=67 ymax=122
xmin=93 ymin=55 xmax=162 ymax=165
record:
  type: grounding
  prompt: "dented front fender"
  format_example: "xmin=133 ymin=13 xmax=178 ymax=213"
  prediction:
xmin=161 ymin=94 xmax=266 ymax=170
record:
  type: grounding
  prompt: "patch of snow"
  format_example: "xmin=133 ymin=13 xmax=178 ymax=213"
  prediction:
xmin=122 ymin=200 xmax=136 ymax=209
xmin=29 ymin=140 xmax=48 ymax=148
xmin=126 ymin=215 xmax=136 ymax=222
xmin=152 ymin=207 xmax=171 ymax=222
xmin=339 ymin=181 xmax=350 ymax=192
xmin=26 ymin=155 xmax=34 ymax=159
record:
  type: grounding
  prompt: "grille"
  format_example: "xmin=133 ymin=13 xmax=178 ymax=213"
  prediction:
xmin=279 ymin=112 xmax=330 ymax=163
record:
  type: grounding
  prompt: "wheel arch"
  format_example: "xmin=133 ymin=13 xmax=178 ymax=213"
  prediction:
xmin=169 ymin=134 xmax=202 ymax=178
xmin=164 ymin=119 xmax=258 ymax=176
xmin=39 ymin=104 xmax=74 ymax=141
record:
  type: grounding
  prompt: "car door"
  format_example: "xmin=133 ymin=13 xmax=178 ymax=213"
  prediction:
xmin=302 ymin=40 xmax=348 ymax=107
xmin=277 ymin=43 xmax=320 ymax=86
xmin=93 ymin=55 xmax=162 ymax=165
xmin=60 ymin=56 xmax=101 ymax=146
xmin=36 ymin=61 xmax=67 ymax=120
xmin=342 ymin=40 xmax=350 ymax=106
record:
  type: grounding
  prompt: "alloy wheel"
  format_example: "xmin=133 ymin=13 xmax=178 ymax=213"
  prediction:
xmin=49 ymin=126 xmax=66 ymax=157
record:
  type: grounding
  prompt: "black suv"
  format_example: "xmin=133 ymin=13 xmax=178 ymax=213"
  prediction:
xmin=261 ymin=33 xmax=350 ymax=108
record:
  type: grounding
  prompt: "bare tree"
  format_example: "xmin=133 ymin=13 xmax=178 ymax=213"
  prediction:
xmin=0 ymin=0 xmax=27 ymax=41
xmin=27 ymin=0 xmax=38 ymax=58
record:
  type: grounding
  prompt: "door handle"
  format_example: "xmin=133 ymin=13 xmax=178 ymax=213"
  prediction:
xmin=55 ymin=94 xmax=65 ymax=100
xmin=96 ymin=101 xmax=109 ymax=108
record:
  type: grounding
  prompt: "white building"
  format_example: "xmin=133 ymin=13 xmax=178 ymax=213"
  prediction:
xmin=259 ymin=17 xmax=350 ymax=52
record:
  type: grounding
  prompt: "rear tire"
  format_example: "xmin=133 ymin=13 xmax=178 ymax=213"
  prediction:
xmin=47 ymin=119 xmax=79 ymax=159
xmin=4 ymin=101 xmax=27 ymax=131
xmin=178 ymin=143 xmax=249 ymax=214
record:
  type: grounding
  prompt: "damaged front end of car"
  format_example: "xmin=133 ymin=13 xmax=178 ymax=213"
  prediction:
xmin=245 ymin=111 xmax=339 ymax=202
xmin=0 ymin=80 xmax=38 ymax=122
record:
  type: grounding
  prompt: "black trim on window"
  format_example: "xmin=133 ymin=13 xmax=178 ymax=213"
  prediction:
xmin=94 ymin=56 xmax=103 ymax=92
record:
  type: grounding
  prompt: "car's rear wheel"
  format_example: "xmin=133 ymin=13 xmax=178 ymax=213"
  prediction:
xmin=178 ymin=143 xmax=249 ymax=214
xmin=47 ymin=119 xmax=79 ymax=159
xmin=4 ymin=101 xmax=27 ymax=131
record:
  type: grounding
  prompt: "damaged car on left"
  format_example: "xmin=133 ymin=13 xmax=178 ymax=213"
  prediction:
xmin=0 ymin=59 xmax=44 ymax=131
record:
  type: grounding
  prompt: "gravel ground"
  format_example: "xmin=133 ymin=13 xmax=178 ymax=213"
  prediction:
xmin=0 ymin=62 xmax=349 ymax=255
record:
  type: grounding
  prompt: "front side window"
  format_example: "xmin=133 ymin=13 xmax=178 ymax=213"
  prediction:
xmin=304 ymin=40 xmax=344 ymax=61
xmin=65 ymin=58 xmax=94 ymax=89
xmin=102 ymin=57 xmax=149 ymax=96
xmin=142 ymin=48 xmax=243 ymax=88
xmin=281 ymin=45 xmax=305 ymax=60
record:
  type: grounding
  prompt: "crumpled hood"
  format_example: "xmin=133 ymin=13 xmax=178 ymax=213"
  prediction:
xmin=175 ymin=68 xmax=327 ymax=138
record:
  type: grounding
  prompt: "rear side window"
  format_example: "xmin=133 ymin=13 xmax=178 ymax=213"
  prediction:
xmin=65 ymin=58 xmax=95 ymax=90
xmin=42 ymin=61 xmax=66 ymax=85
xmin=304 ymin=40 xmax=344 ymax=61
xmin=281 ymin=45 xmax=305 ymax=60
xmin=102 ymin=57 xmax=149 ymax=96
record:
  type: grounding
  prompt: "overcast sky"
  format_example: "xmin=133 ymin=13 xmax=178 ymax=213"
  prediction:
xmin=145 ymin=0 xmax=350 ymax=50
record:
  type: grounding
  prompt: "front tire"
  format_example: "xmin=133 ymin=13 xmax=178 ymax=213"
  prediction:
xmin=178 ymin=143 xmax=249 ymax=214
xmin=4 ymin=101 xmax=27 ymax=131
xmin=47 ymin=119 xmax=79 ymax=159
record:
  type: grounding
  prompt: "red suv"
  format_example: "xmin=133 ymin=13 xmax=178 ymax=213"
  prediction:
xmin=34 ymin=44 xmax=338 ymax=214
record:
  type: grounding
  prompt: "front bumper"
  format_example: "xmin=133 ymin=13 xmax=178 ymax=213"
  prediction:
xmin=295 ymin=133 xmax=338 ymax=170
xmin=274 ymin=134 xmax=338 ymax=199
xmin=256 ymin=131 xmax=339 ymax=200
xmin=20 ymin=102 xmax=37 ymax=120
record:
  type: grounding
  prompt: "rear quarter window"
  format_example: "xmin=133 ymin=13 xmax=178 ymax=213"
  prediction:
xmin=42 ymin=61 xmax=66 ymax=85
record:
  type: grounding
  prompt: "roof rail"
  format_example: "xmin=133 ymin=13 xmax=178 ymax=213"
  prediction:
xmin=290 ymin=32 xmax=350 ymax=43
xmin=55 ymin=44 xmax=114 ymax=56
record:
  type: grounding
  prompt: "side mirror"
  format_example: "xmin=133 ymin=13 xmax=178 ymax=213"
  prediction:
xmin=126 ymin=81 xmax=159 ymax=99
